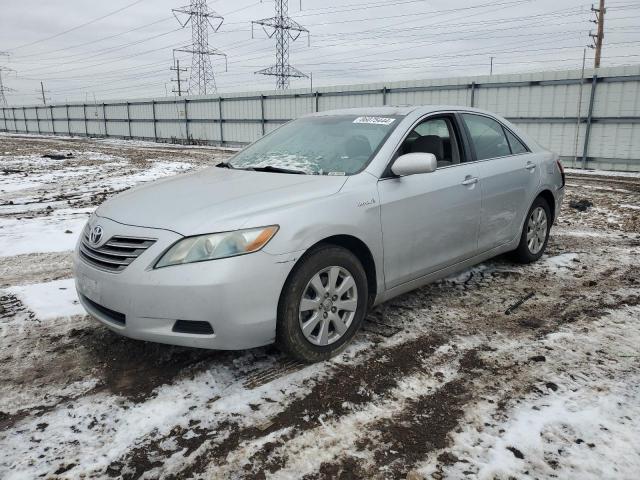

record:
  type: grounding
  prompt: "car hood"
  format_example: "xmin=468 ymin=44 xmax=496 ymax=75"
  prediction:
xmin=96 ymin=166 xmax=348 ymax=235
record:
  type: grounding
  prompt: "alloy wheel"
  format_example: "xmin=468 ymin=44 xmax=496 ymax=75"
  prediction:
xmin=298 ymin=266 xmax=358 ymax=346
xmin=527 ymin=206 xmax=548 ymax=255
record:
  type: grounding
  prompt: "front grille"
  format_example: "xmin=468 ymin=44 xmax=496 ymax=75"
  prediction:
xmin=80 ymin=225 xmax=156 ymax=272
xmin=81 ymin=294 xmax=126 ymax=325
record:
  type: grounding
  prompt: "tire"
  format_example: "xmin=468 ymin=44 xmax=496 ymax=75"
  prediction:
xmin=276 ymin=245 xmax=368 ymax=363
xmin=512 ymin=196 xmax=551 ymax=264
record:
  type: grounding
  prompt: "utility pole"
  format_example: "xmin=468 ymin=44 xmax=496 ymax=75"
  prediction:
xmin=173 ymin=0 xmax=227 ymax=95
xmin=589 ymin=0 xmax=606 ymax=68
xmin=573 ymin=48 xmax=587 ymax=169
xmin=170 ymin=59 xmax=188 ymax=96
xmin=40 ymin=82 xmax=47 ymax=105
xmin=490 ymin=56 xmax=494 ymax=76
xmin=252 ymin=0 xmax=310 ymax=90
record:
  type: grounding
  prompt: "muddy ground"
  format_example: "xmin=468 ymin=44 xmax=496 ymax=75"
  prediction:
xmin=0 ymin=133 xmax=639 ymax=479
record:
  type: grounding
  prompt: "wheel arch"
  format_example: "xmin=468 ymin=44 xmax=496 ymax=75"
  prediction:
xmin=281 ymin=234 xmax=379 ymax=309
xmin=537 ymin=189 xmax=556 ymax=222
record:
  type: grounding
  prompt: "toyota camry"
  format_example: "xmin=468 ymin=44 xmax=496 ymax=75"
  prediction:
xmin=74 ymin=106 xmax=565 ymax=362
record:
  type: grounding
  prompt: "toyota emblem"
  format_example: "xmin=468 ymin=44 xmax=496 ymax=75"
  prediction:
xmin=90 ymin=225 xmax=103 ymax=245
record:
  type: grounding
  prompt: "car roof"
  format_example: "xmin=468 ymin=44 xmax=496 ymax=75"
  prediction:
xmin=311 ymin=105 xmax=495 ymax=117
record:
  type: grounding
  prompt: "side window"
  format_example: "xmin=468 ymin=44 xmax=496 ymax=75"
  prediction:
xmin=414 ymin=119 xmax=449 ymax=139
xmin=505 ymin=129 xmax=528 ymax=154
xmin=400 ymin=116 xmax=462 ymax=168
xmin=462 ymin=114 xmax=511 ymax=160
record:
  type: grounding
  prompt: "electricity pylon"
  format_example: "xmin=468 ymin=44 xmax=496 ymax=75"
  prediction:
xmin=0 ymin=52 xmax=13 ymax=106
xmin=252 ymin=0 xmax=310 ymax=90
xmin=173 ymin=0 xmax=227 ymax=95
xmin=0 ymin=67 xmax=15 ymax=107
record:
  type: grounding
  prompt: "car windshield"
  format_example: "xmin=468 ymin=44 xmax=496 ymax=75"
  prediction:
xmin=228 ymin=114 xmax=401 ymax=175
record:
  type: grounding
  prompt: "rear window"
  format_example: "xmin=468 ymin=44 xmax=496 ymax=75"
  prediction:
xmin=462 ymin=113 xmax=511 ymax=160
xmin=505 ymin=129 xmax=528 ymax=154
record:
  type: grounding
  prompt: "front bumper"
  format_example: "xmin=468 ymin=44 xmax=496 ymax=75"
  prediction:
xmin=74 ymin=216 xmax=298 ymax=350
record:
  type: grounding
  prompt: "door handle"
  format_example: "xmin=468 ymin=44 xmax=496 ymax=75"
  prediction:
xmin=461 ymin=176 xmax=479 ymax=186
xmin=525 ymin=162 xmax=536 ymax=171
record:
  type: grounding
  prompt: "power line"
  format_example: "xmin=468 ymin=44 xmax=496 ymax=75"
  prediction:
xmin=252 ymin=0 xmax=310 ymax=89
xmin=8 ymin=0 xmax=147 ymax=52
xmin=7 ymin=2 xmax=592 ymax=75
xmin=12 ymin=27 xmax=184 ymax=67
xmin=10 ymin=17 xmax=174 ymax=60
xmin=5 ymin=0 xmax=639 ymax=103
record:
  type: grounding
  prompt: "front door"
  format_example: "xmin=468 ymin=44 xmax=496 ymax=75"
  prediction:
xmin=377 ymin=114 xmax=481 ymax=290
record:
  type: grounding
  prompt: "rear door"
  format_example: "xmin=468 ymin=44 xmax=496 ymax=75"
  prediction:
xmin=377 ymin=113 xmax=481 ymax=289
xmin=460 ymin=113 xmax=540 ymax=252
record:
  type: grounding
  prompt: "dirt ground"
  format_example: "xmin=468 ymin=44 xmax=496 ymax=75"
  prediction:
xmin=1 ymin=133 xmax=639 ymax=479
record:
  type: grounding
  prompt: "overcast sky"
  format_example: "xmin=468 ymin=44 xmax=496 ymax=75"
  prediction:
xmin=1 ymin=0 xmax=639 ymax=105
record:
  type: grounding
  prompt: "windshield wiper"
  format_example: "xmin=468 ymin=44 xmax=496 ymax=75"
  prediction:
xmin=248 ymin=165 xmax=306 ymax=175
xmin=216 ymin=161 xmax=234 ymax=169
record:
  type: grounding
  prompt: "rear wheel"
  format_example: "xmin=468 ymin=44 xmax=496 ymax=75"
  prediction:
xmin=276 ymin=245 xmax=368 ymax=363
xmin=512 ymin=196 xmax=551 ymax=264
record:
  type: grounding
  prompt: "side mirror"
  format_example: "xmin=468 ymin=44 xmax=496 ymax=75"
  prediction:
xmin=391 ymin=152 xmax=437 ymax=177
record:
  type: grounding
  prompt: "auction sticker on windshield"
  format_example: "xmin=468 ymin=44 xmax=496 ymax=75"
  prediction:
xmin=353 ymin=116 xmax=396 ymax=125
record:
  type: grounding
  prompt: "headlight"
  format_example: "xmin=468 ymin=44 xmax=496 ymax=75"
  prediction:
xmin=155 ymin=225 xmax=279 ymax=268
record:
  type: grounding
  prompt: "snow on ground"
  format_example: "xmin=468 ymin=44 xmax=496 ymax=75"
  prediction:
xmin=0 ymin=209 xmax=90 ymax=256
xmin=428 ymin=306 xmax=640 ymax=480
xmin=103 ymin=160 xmax=193 ymax=190
xmin=534 ymin=251 xmax=580 ymax=272
xmin=565 ymin=167 xmax=640 ymax=178
xmin=0 ymin=134 xmax=639 ymax=479
xmin=6 ymin=278 xmax=83 ymax=320
xmin=95 ymin=137 xmax=242 ymax=153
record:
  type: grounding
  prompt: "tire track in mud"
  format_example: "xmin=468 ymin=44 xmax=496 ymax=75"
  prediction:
xmin=301 ymin=350 xmax=486 ymax=480
xmin=0 ymin=252 xmax=73 ymax=287
xmin=253 ymin=289 xmax=640 ymax=479
xmin=107 ymin=335 xmax=449 ymax=479
xmin=0 ymin=293 xmax=33 ymax=320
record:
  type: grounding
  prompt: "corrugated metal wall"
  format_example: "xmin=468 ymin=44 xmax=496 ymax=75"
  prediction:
xmin=2 ymin=65 xmax=640 ymax=171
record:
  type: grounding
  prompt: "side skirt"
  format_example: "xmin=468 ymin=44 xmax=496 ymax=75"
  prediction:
xmin=374 ymin=240 xmax=518 ymax=305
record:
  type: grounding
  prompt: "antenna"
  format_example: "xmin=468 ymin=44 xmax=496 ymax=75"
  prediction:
xmin=252 ymin=0 xmax=310 ymax=89
xmin=172 ymin=0 xmax=227 ymax=95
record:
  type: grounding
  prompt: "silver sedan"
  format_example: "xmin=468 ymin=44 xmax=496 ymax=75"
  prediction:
xmin=74 ymin=106 xmax=565 ymax=362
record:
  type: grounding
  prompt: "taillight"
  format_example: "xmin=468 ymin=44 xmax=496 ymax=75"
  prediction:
xmin=556 ymin=159 xmax=565 ymax=187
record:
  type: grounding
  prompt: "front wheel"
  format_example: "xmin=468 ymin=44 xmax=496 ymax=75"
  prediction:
xmin=512 ymin=196 xmax=551 ymax=264
xmin=276 ymin=245 xmax=368 ymax=363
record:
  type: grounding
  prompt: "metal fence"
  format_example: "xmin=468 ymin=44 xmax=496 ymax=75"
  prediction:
xmin=2 ymin=65 xmax=640 ymax=171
